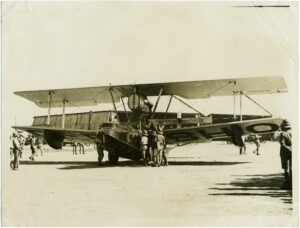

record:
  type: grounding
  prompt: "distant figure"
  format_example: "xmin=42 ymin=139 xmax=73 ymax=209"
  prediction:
xmin=253 ymin=135 xmax=260 ymax=155
xmin=140 ymin=130 xmax=149 ymax=166
xmin=239 ymin=136 xmax=246 ymax=155
xmin=35 ymin=138 xmax=43 ymax=156
xmin=72 ymin=143 xmax=77 ymax=155
xmin=12 ymin=132 xmax=21 ymax=170
xmin=27 ymin=135 xmax=36 ymax=161
xmin=77 ymin=143 xmax=85 ymax=154
xmin=279 ymin=120 xmax=292 ymax=189
xmin=10 ymin=134 xmax=14 ymax=169
xmin=18 ymin=134 xmax=25 ymax=158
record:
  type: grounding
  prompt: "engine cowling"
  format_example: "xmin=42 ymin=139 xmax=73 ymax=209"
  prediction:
xmin=128 ymin=93 xmax=151 ymax=113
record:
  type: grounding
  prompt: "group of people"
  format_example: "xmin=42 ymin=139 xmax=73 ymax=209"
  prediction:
xmin=72 ymin=143 xmax=85 ymax=155
xmin=10 ymin=132 xmax=43 ymax=170
xmin=239 ymin=120 xmax=292 ymax=189
xmin=140 ymin=126 xmax=168 ymax=167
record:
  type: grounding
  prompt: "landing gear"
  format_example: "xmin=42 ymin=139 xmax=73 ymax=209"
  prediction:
xmin=108 ymin=151 xmax=119 ymax=165
xmin=96 ymin=144 xmax=104 ymax=166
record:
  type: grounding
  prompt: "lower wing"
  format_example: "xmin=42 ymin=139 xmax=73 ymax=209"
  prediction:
xmin=12 ymin=126 xmax=97 ymax=149
xmin=165 ymin=118 xmax=283 ymax=146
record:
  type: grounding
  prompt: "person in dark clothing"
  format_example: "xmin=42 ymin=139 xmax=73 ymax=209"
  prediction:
xmin=279 ymin=120 xmax=292 ymax=189
xmin=148 ymin=130 xmax=157 ymax=166
xmin=35 ymin=138 xmax=43 ymax=156
xmin=12 ymin=132 xmax=21 ymax=170
xmin=77 ymin=143 xmax=85 ymax=154
xmin=95 ymin=132 xmax=105 ymax=166
xmin=27 ymin=135 xmax=36 ymax=161
xmin=253 ymin=135 xmax=260 ymax=155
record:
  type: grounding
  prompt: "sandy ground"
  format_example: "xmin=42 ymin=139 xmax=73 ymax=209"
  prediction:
xmin=2 ymin=141 xmax=297 ymax=226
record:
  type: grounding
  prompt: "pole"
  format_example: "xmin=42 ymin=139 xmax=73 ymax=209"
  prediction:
xmin=240 ymin=91 xmax=243 ymax=121
xmin=47 ymin=91 xmax=52 ymax=126
xmin=62 ymin=99 xmax=66 ymax=128
xmin=233 ymin=81 xmax=236 ymax=120
xmin=162 ymin=95 xmax=173 ymax=124
xmin=109 ymin=88 xmax=119 ymax=122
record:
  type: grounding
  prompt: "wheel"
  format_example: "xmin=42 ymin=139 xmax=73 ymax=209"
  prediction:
xmin=108 ymin=151 xmax=119 ymax=165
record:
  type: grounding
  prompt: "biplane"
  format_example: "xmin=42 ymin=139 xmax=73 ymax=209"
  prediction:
xmin=13 ymin=76 xmax=287 ymax=165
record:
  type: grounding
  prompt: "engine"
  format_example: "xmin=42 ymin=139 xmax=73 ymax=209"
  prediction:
xmin=128 ymin=93 xmax=152 ymax=113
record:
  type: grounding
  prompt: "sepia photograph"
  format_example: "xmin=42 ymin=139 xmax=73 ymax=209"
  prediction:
xmin=2 ymin=1 xmax=298 ymax=226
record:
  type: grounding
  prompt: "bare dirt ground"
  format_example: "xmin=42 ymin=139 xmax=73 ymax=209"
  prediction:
xmin=2 ymin=141 xmax=296 ymax=226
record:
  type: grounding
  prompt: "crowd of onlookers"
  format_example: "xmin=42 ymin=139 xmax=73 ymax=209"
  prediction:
xmin=10 ymin=131 xmax=43 ymax=170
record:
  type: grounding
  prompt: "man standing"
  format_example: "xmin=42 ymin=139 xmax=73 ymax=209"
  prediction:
xmin=239 ymin=135 xmax=247 ymax=155
xmin=27 ymin=135 xmax=36 ymax=161
xmin=140 ymin=130 xmax=149 ymax=166
xmin=35 ymin=138 xmax=43 ymax=156
xmin=279 ymin=120 xmax=292 ymax=189
xmin=157 ymin=128 xmax=167 ymax=166
xmin=253 ymin=135 xmax=260 ymax=155
xmin=10 ymin=134 xmax=14 ymax=169
xmin=148 ymin=130 xmax=157 ymax=166
xmin=77 ymin=143 xmax=85 ymax=154
xmin=17 ymin=134 xmax=25 ymax=158
xmin=12 ymin=132 xmax=21 ymax=170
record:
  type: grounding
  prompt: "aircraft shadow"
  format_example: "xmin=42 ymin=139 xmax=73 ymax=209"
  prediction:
xmin=20 ymin=160 xmax=249 ymax=170
xmin=209 ymin=173 xmax=292 ymax=204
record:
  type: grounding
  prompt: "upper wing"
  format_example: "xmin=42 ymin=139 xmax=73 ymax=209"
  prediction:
xmin=13 ymin=126 xmax=97 ymax=148
xmin=14 ymin=76 xmax=287 ymax=108
xmin=165 ymin=118 xmax=283 ymax=144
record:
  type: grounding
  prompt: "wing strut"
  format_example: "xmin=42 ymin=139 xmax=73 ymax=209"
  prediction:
xmin=162 ymin=95 xmax=174 ymax=124
xmin=173 ymin=95 xmax=204 ymax=116
xmin=121 ymin=96 xmax=130 ymax=123
xmin=244 ymin=94 xmax=273 ymax=116
xmin=47 ymin=91 xmax=53 ymax=126
xmin=233 ymin=81 xmax=236 ymax=120
xmin=150 ymin=87 xmax=163 ymax=121
xmin=62 ymin=99 xmax=67 ymax=128
xmin=109 ymin=88 xmax=120 ymax=122
xmin=240 ymin=91 xmax=243 ymax=121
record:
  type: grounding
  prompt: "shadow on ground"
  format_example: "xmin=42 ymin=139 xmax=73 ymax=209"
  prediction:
xmin=209 ymin=173 xmax=292 ymax=204
xmin=20 ymin=160 xmax=249 ymax=170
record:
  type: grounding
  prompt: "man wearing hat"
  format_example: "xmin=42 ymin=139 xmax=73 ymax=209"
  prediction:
xmin=12 ymin=132 xmax=21 ymax=170
xmin=148 ymin=125 xmax=157 ymax=166
xmin=27 ymin=135 xmax=36 ymax=161
xmin=253 ymin=135 xmax=260 ymax=155
xmin=157 ymin=127 xmax=167 ymax=166
xmin=279 ymin=119 xmax=292 ymax=189
xmin=140 ymin=129 xmax=149 ymax=166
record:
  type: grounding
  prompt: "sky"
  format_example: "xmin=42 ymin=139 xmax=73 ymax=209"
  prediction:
xmin=2 ymin=1 xmax=298 ymax=138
